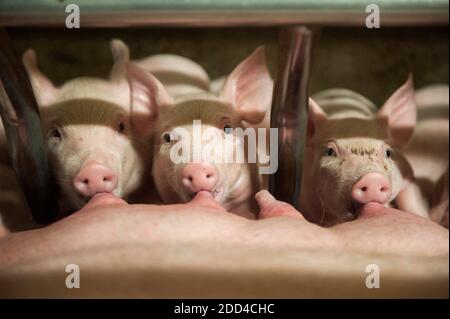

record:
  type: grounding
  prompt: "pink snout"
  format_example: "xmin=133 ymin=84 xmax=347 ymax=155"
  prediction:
xmin=181 ymin=163 xmax=219 ymax=193
xmin=351 ymin=172 xmax=391 ymax=205
xmin=73 ymin=163 xmax=118 ymax=198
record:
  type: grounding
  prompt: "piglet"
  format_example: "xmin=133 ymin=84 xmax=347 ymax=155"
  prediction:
xmin=299 ymin=75 xmax=429 ymax=226
xmin=126 ymin=47 xmax=273 ymax=218
xmin=403 ymin=85 xmax=449 ymax=198
xmin=22 ymin=39 xmax=153 ymax=213
xmin=404 ymin=84 xmax=449 ymax=227
xmin=133 ymin=53 xmax=210 ymax=98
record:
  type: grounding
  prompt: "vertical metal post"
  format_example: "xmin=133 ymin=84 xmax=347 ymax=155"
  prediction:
xmin=269 ymin=26 xmax=312 ymax=209
xmin=0 ymin=29 xmax=58 ymax=223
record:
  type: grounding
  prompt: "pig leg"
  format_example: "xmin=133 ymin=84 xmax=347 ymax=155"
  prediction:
xmin=0 ymin=219 xmax=8 ymax=237
xmin=431 ymin=200 xmax=449 ymax=229
xmin=430 ymin=169 xmax=449 ymax=228
xmin=256 ymin=190 xmax=304 ymax=219
xmin=396 ymin=182 xmax=430 ymax=219
xmin=0 ymin=227 xmax=8 ymax=238
xmin=0 ymin=119 xmax=9 ymax=166
xmin=0 ymin=214 xmax=8 ymax=237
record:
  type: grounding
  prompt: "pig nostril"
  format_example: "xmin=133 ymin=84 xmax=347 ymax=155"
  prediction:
xmin=381 ymin=187 xmax=387 ymax=193
xmin=74 ymin=164 xmax=117 ymax=196
xmin=182 ymin=163 xmax=218 ymax=192
xmin=361 ymin=186 xmax=367 ymax=192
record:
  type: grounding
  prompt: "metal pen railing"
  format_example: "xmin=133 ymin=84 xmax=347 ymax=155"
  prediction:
xmin=0 ymin=0 xmax=447 ymax=221
xmin=0 ymin=30 xmax=58 ymax=223
xmin=0 ymin=0 xmax=448 ymax=27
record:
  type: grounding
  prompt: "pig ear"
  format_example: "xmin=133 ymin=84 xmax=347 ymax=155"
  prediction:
xmin=22 ymin=49 xmax=58 ymax=107
xmin=307 ymin=98 xmax=327 ymax=141
xmin=109 ymin=39 xmax=130 ymax=81
xmin=126 ymin=62 xmax=174 ymax=137
xmin=377 ymin=74 xmax=417 ymax=147
xmin=220 ymin=46 xmax=273 ymax=124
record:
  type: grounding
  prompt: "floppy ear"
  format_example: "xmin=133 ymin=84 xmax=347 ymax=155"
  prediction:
xmin=307 ymin=98 xmax=328 ymax=142
xmin=22 ymin=49 xmax=58 ymax=107
xmin=377 ymin=74 xmax=417 ymax=148
xmin=220 ymin=46 xmax=273 ymax=124
xmin=127 ymin=62 xmax=174 ymax=138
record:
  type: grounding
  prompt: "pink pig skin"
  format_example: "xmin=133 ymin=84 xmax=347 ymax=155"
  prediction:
xmin=403 ymin=85 xmax=449 ymax=227
xmin=299 ymin=75 xmax=429 ymax=226
xmin=21 ymin=40 xmax=157 ymax=213
xmin=126 ymin=47 xmax=273 ymax=218
xmin=134 ymin=54 xmax=210 ymax=99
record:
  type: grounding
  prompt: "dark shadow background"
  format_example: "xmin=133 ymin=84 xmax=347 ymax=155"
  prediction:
xmin=6 ymin=26 xmax=449 ymax=106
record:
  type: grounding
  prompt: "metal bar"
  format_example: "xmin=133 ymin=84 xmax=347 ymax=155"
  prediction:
xmin=0 ymin=0 xmax=448 ymax=27
xmin=0 ymin=29 xmax=58 ymax=224
xmin=0 ymin=11 xmax=448 ymax=27
xmin=269 ymin=26 xmax=312 ymax=209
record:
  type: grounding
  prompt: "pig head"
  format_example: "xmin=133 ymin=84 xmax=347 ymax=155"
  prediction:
xmin=22 ymin=39 xmax=152 ymax=212
xmin=300 ymin=75 xmax=429 ymax=226
xmin=126 ymin=47 xmax=273 ymax=218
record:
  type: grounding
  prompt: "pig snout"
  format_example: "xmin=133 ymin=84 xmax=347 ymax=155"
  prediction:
xmin=351 ymin=172 xmax=391 ymax=205
xmin=73 ymin=163 xmax=118 ymax=197
xmin=181 ymin=163 xmax=218 ymax=194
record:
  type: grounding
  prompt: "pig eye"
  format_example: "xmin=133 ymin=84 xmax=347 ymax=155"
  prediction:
xmin=385 ymin=148 xmax=394 ymax=159
xmin=163 ymin=132 xmax=171 ymax=143
xmin=48 ymin=127 xmax=62 ymax=140
xmin=223 ymin=125 xmax=233 ymax=134
xmin=324 ymin=147 xmax=337 ymax=157
xmin=118 ymin=121 xmax=126 ymax=133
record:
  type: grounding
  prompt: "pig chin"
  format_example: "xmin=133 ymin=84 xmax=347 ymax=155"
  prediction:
xmin=66 ymin=185 xmax=123 ymax=210
xmin=342 ymin=200 xmax=366 ymax=221
xmin=176 ymin=183 xmax=225 ymax=203
xmin=323 ymin=189 xmax=392 ymax=223
xmin=313 ymin=177 xmax=362 ymax=223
